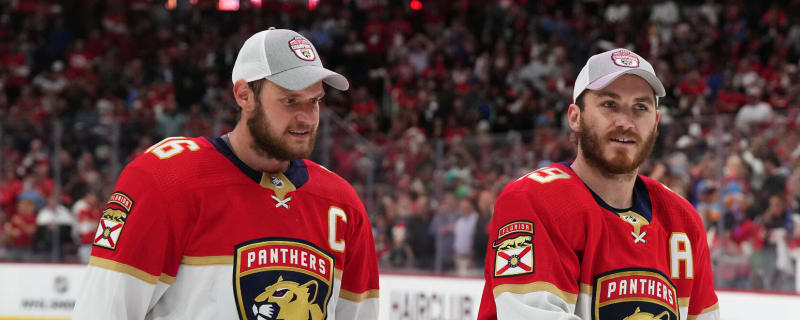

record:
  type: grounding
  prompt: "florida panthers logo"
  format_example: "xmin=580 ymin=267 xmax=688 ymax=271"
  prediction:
xmin=251 ymin=276 xmax=324 ymax=320
xmin=234 ymin=238 xmax=334 ymax=320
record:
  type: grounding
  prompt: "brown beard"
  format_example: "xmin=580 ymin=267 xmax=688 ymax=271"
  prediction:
xmin=247 ymin=99 xmax=316 ymax=161
xmin=577 ymin=116 xmax=657 ymax=176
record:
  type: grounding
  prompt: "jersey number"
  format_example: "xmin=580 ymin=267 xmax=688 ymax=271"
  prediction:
xmin=329 ymin=207 xmax=347 ymax=252
xmin=670 ymin=233 xmax=694 ymax=279
xmin=146 ymin=137 xmax=200 ymax=159
xmin=527 ymin=167 xmax=571 ymax=184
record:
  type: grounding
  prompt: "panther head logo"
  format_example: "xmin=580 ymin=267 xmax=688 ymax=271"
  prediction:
xmin=492 ymin=235 xmax=532 ymax=250
xmin=251 ymin=276 xmax=324 ymax=320
xmin=623 ymin=307 xmax=670 ymax=320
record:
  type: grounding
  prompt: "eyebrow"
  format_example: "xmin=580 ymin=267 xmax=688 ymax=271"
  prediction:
xmin=593 ymin=91 xmax=654 ymax=105
xmin=279 ymin=91 xmax=326 ymax=99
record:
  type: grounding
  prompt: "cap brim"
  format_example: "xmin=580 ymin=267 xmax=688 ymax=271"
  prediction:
xmin=586 ymin=69 xmax=666 ymax=97
xmin=266 ymin=65 xmax=349 ymax=91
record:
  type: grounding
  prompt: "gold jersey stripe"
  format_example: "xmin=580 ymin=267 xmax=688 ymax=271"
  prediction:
xmin=159 ymin=273 xmax=176 ymax=285
xmin=678 ymin=297 xmax=691 ymax=308
xmin=89 ymin=256 xmax=174 ymax=285
xmin=339 ymin=289 xmax=380 ymax=302
xmin=580 ymin=283 xmax=592 ymax=295
xmin=685 ymin=302 xmax=720 ymax=320
xmin=493 ymin=282 xmax=578 ymax=304
xmin=334 ymin=268 xmax=343 ymax=279
xmin=181 ymin=255 xmax=233 ymax=265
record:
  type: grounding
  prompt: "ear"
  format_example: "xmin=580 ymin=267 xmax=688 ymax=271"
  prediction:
xmin=233 ymin=79 xmax=254 ymax=112
xmin=300 ymin=280 xmax=318 ymax=302
xmin=567 ymin=103 xmax=582 ymax=133
xmin=656 ymin=109 xmax=661 ymax=124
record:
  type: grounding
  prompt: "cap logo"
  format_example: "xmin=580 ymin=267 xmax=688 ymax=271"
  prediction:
xmin=288 ymin=36 xmax=316 ymax=61
xmin=611 ymin=50 xmax=639 ymax=68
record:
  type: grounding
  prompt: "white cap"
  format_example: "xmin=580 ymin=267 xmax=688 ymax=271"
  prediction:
xmin=231 ymin=28 xmax=349 ymax=91
xmin=573 ymin=48 xmax=665 ymax=102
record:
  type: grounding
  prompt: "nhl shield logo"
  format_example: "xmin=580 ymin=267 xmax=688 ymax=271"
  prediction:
xmin=93 ymin=192 xmax=134 ymax=250
xmin=492 ymin=221 xmax=534 ymax=277
xmin=288 ymin=36 xmax=316 ymax=61
xmin=592 ymin=268 xmax=678 ymax=320
xmin=270 ymin=176 xmax=284 ymax=188
xmin=611 ymin=50 xmax=639 ymax=68
xmin=234 ymin=238 xmax=334 ymax=320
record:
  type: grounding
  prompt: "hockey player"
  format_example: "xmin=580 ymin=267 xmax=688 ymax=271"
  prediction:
xmin=73 ymin=28 xmax=379 ymax=319
xmin=478 ymin=49 xmax=720 ymax=319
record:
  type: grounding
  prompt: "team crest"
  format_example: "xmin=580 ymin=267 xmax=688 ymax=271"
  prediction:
xmin=288 ymin=36 xmax=316 ymax=61
xmin=492 ymin=221 xmax=534 ymax=277
xmin=592 ymin=268 xmax=678 ymax=320
xmin=618 ymin=211 xmax=649 ymax=244
xmin=611 ymin=50 xmax=639 ymax=68
xmin=234 ymin=238 xmax=334 ymax=320
xmin=93 ymin=192 xmax=134 ymax=250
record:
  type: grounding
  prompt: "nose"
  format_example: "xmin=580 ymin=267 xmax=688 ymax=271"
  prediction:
xmin=612 ymin=112 xmax=635 ymax=131
xmin=294 ymin=103 xmax=319 ymax=126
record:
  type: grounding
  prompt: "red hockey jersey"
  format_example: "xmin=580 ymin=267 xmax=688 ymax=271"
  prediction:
xmin=74 ymin=136 xmax=379 ymax=319
xmin=479 ymin=163 xmax=719 ymax=320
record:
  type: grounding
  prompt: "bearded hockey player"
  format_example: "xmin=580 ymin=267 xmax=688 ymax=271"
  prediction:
xmin=73 ymin=28 xmax=379 ymax=319
xmin=479 ymin=49 xmax=720 ymax=320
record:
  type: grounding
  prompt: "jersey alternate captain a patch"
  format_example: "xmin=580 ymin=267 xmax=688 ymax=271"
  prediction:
xmin=492 ymin=221 xmax=534 ymax=277
xmin=234 ymin=238 xmax=334 ymax=320
xmin=592 ymin=268 xmax=678 ymax=320
xmin=93 ymin=192 xmax=134 ymax=250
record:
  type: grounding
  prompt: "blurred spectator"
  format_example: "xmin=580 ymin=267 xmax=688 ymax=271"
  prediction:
xmin=73 ymin=193 xmax=101 ymax=263
xmin=2 ymin=194 xmax=37 ymax=261
xmin=453 ymin=197 xmax=478 ymax=276
xmin=429 ymin=192 xmax=458 ymax=274
xmin=34 ymin=195 xmax=75 ymax=260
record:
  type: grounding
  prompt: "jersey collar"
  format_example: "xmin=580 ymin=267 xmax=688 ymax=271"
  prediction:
xmin=557 ymin=162 xmax=653 ymax=222
xmin=207 ymin=136 xmax=309 ymax=189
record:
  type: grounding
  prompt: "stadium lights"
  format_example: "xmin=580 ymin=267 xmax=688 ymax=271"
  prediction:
xmin=410 ymin=0 xmax=422 ymax=10
xmin=218 ymin=0 xmax=239 ymax=11
xmin=309 ymin=0 xmax=319 ymax=11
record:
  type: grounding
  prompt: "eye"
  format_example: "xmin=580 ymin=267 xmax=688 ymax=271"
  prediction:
xmin=601 ymin=101 xmax=616 ymax=108
xmin=281 ymin=98 xmax=297 ymax=105
xmin=635 ymin=103 xmax=649 ymax=111
xmin=272 ymin=289 xmax=289 ymax=298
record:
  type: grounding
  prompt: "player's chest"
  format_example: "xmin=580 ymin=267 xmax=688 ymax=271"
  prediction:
xmin=183 ymin=185 xmax=349 ymax=265
xmin=577 ymin=209 xmax=696 ymax=320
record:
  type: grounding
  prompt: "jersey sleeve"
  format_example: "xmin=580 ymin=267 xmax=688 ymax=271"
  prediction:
xmin=478 ymin=188 xmax=582 ymax=320
xmin=334 ymin=192 xmax=380 ymax=319
xmin=73 ymin=162 xmax=192 ymax=319
xmin=687 ymin=225 xmax=720 ymax=319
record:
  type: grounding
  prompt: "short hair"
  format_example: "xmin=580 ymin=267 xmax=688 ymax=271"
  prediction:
xmin=575 ymin=91 xmax=586 ymax=110
xmin=248 ymin=78 xmax=265 ymax=98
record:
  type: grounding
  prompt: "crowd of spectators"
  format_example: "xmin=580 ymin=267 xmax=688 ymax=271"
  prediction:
xmin=1 ymin=0 xmax=800 ymax=292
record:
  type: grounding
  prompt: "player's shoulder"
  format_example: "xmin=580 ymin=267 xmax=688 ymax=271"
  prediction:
xmin=640 ymin=175 xmax=705 ymax=230
xmin=302 ymin=159 xmax=362 ymax=206
xmin=501 ymin=162 xmax=584 ymax=197
xmin=123 ymin=136 xmax=219 ymax=183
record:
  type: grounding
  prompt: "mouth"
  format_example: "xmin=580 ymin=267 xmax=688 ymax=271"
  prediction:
xmin=288 ymin=130 xmax=310 ymax=137
xmin=609 ymin=137 xmax=637 ymax=146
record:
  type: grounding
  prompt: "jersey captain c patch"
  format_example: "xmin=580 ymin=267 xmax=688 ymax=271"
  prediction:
xmin=234 ymin=238 xmax=334 ymax=320
xmin=93 ymin=192 xmax=134 ymax=250
xmin=492 ymin=221 xmax=534 ymax=277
